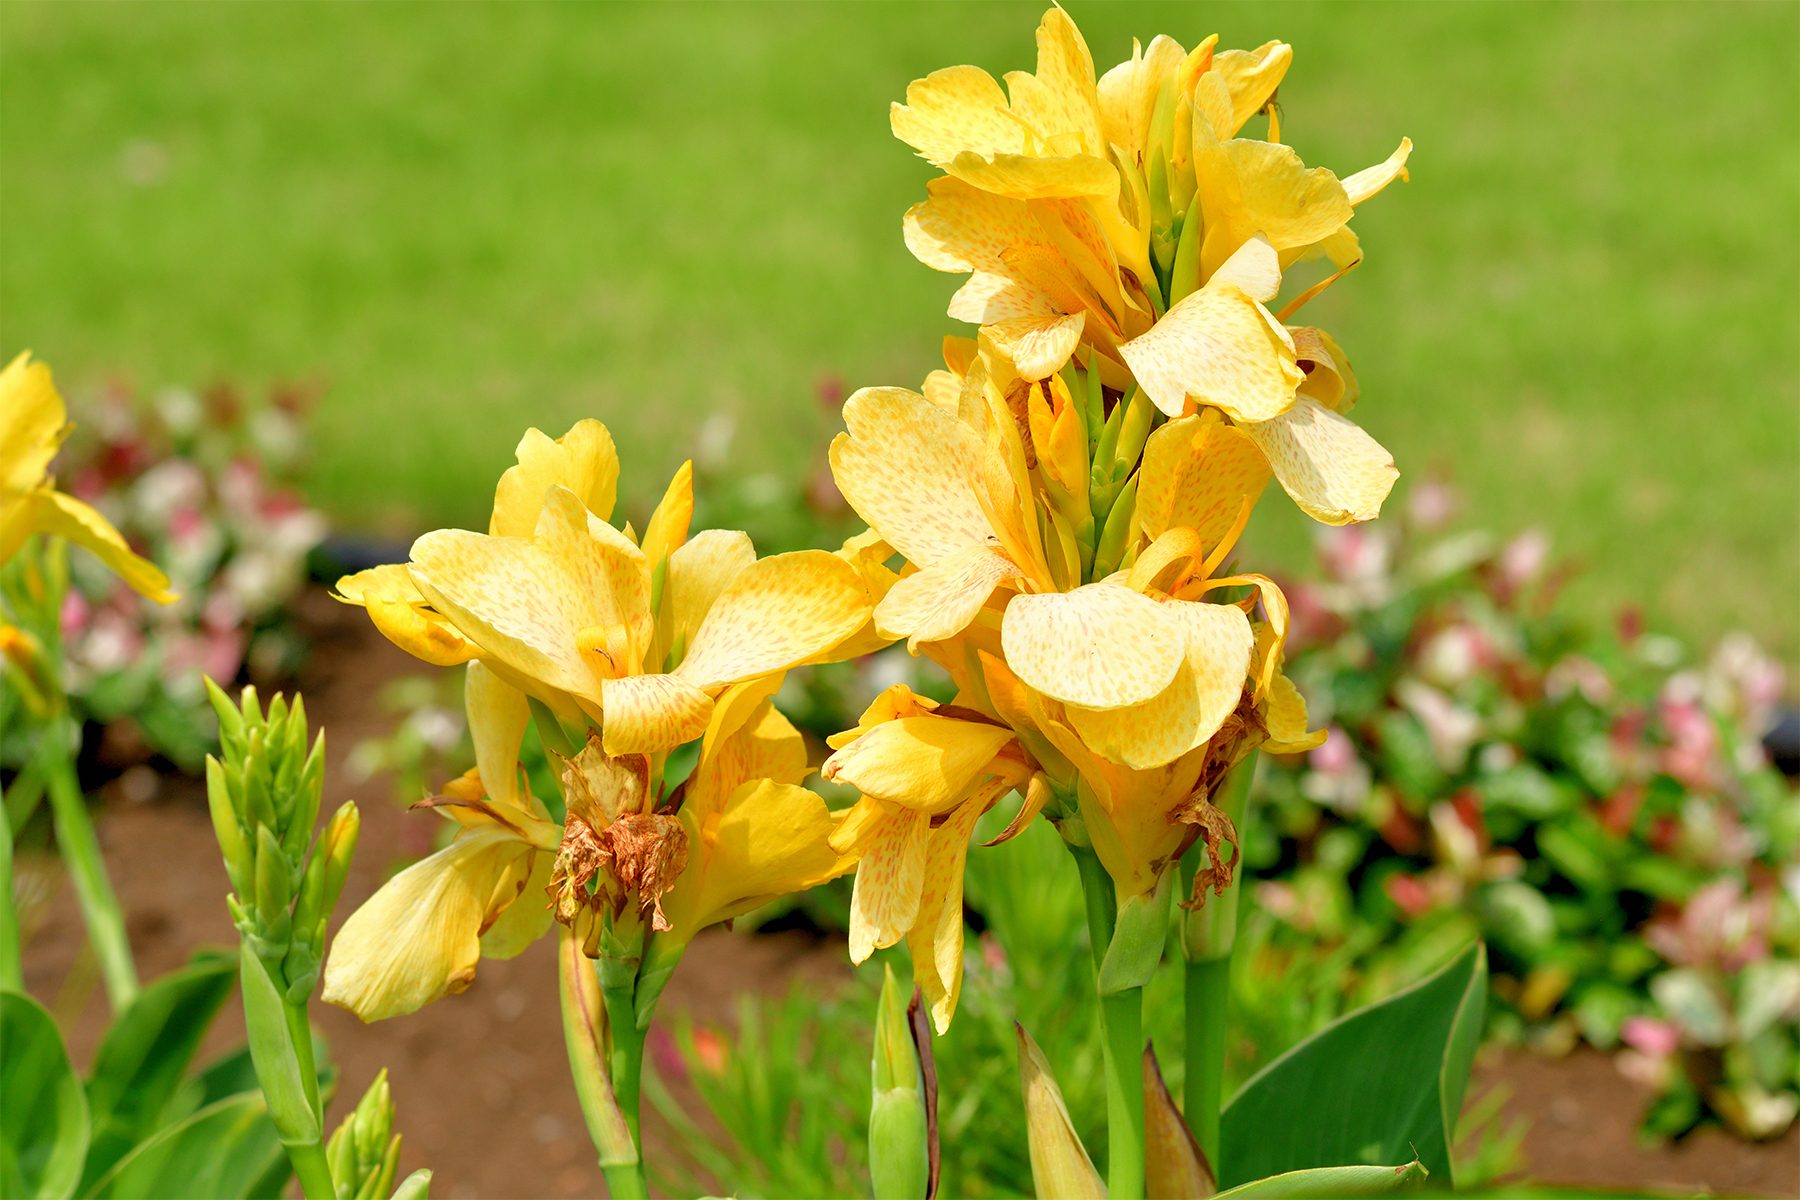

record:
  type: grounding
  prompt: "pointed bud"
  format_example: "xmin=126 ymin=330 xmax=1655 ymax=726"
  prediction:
xmin=1144 ymin=1046 xmax=1214 ymax=1198
xmin=870 ymin=966 xmax=936 ymax=1199
xmin=1016 ymin=1023 xmax=1104 ymax=1200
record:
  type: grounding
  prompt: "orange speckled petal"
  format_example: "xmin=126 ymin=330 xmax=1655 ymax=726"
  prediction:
xmin=1137 ymin=419 xmax=1272 ymax=546
xmin=1119 ymin=284 xmax=1301 ymax=420
xmin=847 ymin=806 xmax=929 ymax=963
xmin=599 ymin=672 xmax=714 ymax=756
xmin=891 ymin=65 xmax=1024 ymax=166
xmin=908 ymin=788 xmax=993 ymax=1032
xmin=984 ymin=312 xmax=1087 ymax=380
xmin=1240 ymin=396 xmax=1397 ymax=525
xmin=676 ymin=549 xmax=869 ymax=689
xmin=829 ymin=387 xmax=994 ymax=567
xmin=1001 ymin=583 xmax=1185 ymax=710
xmin=875 ymin=543 xmax=1020 ymax=651
xmin=822 ymin=714 xmax=1015 ymax=813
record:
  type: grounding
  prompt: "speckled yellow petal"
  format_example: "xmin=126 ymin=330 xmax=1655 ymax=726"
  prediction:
xmin=334 ymin=564 xmax=476 ymax=668
xmin=533 ymin=487 xmax=653 ymax=666
xmin=640 ymin=460 xmax=694 ymax=572
xmin=1065 ymin=599 xmax=1253 ymax=769
xmin=985 ymin=312 xmax=1086 ymax=380
xmin=1206 ymin=233 xmax=1280 ymax=304
xmin=490 ymin=419 xmax=618 ymax=536
xmin=466 ymin=660 xmax=529 ymax=811
xmin=875 ymin=542 xmax=1020 ymax=651
xmin=891 ymin=65 xmax=1025 ymax=166
xmin=830 ymin=387 xmax=993 ymax=567
xmin=847 ymin=806 xmax=929 ymax=963
xmin=945 ymin=151 xmax=1118 ymax=201
xmin=904 ymin=177 xmax=1041 ymax=275
xmin=1193 ymin=104 xmax=1355 ymax=278
xmin=1009 ymin=6 xmax=1104 ymax=153
xmin=10 ymin=490 xmax=175 ymax=603
xmin=599 ymin=672 xmax=713 ymax=756
xmin=823 ymin=715 xmax=1014 ymax=813
xmin=0 ymin=352 xmax=65 ymax=499
xmin=1213 ymin=42 xmax=1292 ymax=134
xmin=1290 ymin=327 xmax=1360 ymax=412
xmin=664 ymin=528 xmax=755 ymax=660
xmin=1241 ymin=395 xmax=1397 ymax=525
xmin=1119 ymin=285 xmax=1301 ymax=420
xmin=907 ymin=788 xmax=992 ymax=1032
xmin=676 ymin=549 xmax=869 ymax=690
xmin=1097 ymin=35 xmax=1188 ymax=156
xmin=322 ymin=826 xmax=534 ymax=1021
xmin=686 ymin=698 xmax=808 ymax=826
xmin=1138 ymin=419 xmax=1272 ymax=545
xmin=1263 ymin=670 xmax=1327 ymax=754
xmin=663 ymin=779 xmax=846 ymax=940
xmin=1343 ymin=137 xmax=1413 ymax=206
xmin=1001 ymin=583 xmax=1185 ymax=709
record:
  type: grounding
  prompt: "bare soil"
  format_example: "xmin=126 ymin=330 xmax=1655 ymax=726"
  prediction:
xmin=15 ymin=590 xmax=1799 ymax=1198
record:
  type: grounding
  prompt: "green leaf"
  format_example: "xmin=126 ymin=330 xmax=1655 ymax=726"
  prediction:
xmin=237 ymin=943 xmax=319 ymax=1144
xmin=0 ymin=990 xmax=89 ymax=1200
xmin=1213 ymin=1159 xmax=1428 ymax=1197
xmin=1220 ymin=942 xmax=1487 ymax=1189
xmin=83 ymin=1093 xmax=286 ymax=1200
xmin=81 ymin=954 xmax=237 ymax=1190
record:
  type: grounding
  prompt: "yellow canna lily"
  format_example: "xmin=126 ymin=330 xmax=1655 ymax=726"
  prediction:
xmin=0 ymin=352 xmax=174 ymax=603
xmin=894 ymin=7 xmax=1410 ymax=526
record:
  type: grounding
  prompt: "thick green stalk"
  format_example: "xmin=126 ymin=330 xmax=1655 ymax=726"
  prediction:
xmin=599 ymin=975 xmax=649 ymax=1200
xmin=1179 ymin=753 xmax=1257 ymax=1174
xmin=1073 ymin=846 xmax=1145 ymax=1200
xmin=41 ymin=724 xmax=137 ymax=1010
xmin=282 ymin=997 xmax=336 ymax=1200
xmin=0 ymin=799 xmax=20 ymax=992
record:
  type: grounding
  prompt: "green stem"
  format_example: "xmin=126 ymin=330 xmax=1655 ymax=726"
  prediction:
xmin=41 ymin=721 xmax=137 ymax=1011
xmin=285 ymin=1139 xmax=336 ymax=1200
xmin=0 ymin=802 xmax=21 ymax=992
xmin=281 ymin=991 xmax=334 ymax=1199
xmin=600 ymin=980 xmax=649 ymax=1200
xmin=1073 ymin=846 xmax=1146 ymax=1200
xmin=1179 ymin=752 xmax=1257 ymax=1175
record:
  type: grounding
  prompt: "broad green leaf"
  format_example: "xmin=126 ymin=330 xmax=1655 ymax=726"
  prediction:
xmin=81 ymin=954 xmax=237 ymax=1190
xmin=83 ymin=1093 xmax=285 ymax=1200
xmin=238 ymin=944 xmax=319 ymax=1144
xmin=0 ymin=990 xmax=89 ymax=1200
xmin=1220 ymin=942 xmax=1486 ymax=1188
xmin=1214 ymin=1159 xmax=1428 ymax=1197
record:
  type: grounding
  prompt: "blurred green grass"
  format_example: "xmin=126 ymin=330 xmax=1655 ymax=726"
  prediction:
xmin=3 ymin=1 xmax=1796 ymax=661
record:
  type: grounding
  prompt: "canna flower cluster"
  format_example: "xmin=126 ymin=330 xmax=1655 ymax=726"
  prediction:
xmin=323 ymin=420 xmax=880 ymax=1020
xmin=822 ymin=6 xmax=1411 ymax=1030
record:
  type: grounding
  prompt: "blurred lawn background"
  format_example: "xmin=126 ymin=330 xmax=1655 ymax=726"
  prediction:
xmin=3 ymin=1 xmax=1796 ymax=662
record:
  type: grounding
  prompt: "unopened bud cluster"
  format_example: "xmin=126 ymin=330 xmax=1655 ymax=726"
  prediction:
xmin=326 ymin=1070 xmax=404 ymax=1200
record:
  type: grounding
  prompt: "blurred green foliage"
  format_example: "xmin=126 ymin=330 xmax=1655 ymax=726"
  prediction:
xmin=1 ymin=1 xmax=1796 ymax=660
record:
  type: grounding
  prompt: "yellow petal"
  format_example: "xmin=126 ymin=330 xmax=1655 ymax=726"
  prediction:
xmin=1001 ymin=583 xmax=1185 ymax=709
xmin=830 ymin=387 xmax=994 ymax=568
xmin=1206 ymin=233 xmax=1281 ymax=304
xmin=466 ymin=660 xmax=529 ymax=811
xmin=686 ymin=696 xmax=808 ymax=826
xmin=640 ymin=460 xmax=694 ymax=572
xmin=663 ymin=779 xmax=847 ymax=940
xmin=891 ymin=65 xmax=1025 ymax=166
xmin=1263 ymin=670 xmax=1327 ymax=754
xmin=907 ymin=788 xmax=992 ymax=1032
xmin=1197 ymin=572 xmax=1291 ymax=698
xmin=1017 ymin=8 xmax=1104 ymax=150
xmin=1240 ymin=395 xmax=1397 ymax=524
xmin=664 ymin=528 xmax=756 ymax=662
xmin=675 ymin=549 xmax=869 ymax=690
xmin=904 ymin=176 xmax=1041 ymax=277
xmin=1119 ymin=284 xmax=1301 ymax=420
xmin=478 ymin=846 xmax=554 ymax=960
xmin=1065 ymin=599 xmax=1253 ymax=769
xmin=1097 ymin=34 xmax=1188 ymax=157
xmin=846 ymin=805 xmax=929 ymax=963
xmin=1018 ymin=1023 xmax=1106 ymax=1200
xmin=984 ymin=312 xmax=1086 ymax=380
xmin=599 ymin=672 xmax=713 ymax=756
xmin=7 ymin=490 xmax=175 ymax=603
xmin=0 ymin=352 xmax=66 ymax=500
xmin=322 ymin=827 xmax=535 ymax=1021
xmin=490 ymin=419 xmax=619 ymax=537
xmin=1291 ymin=326 xmax=1360 ymax=412
xmin=1138 ymin=418 xmax=1272 ymax=546
xmin=1343 ymin=137 xmax=1413 ymax=206
xmin=875 ymin=542 xmax=1020 ymax=651
xmin=1213 ymin=41 xmax=1293 ymax=135
xmin=945 ymin=151 xmax=1117 ymax=201
xmin=822 ymin=715 xmax=1015 ymax=812
xmin=334 ymin=564 xmax=476 ymax=668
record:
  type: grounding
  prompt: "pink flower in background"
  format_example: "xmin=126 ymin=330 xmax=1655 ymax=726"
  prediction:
xmin=1645 ymin=879 xmax=1771 ymax=973
xmin=1406 ymin=476 xmax=1461 ymax=531
xmin=1490 ymin=529 xmax=1549 ymax=605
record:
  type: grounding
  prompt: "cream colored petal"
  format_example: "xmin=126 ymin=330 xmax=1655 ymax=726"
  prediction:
xmin=466 ymin=660 xmax=529 ymax=811
xmin=477 ymin=848 xmax=554 ymax=959
xmin=1343 ymin=137 xmax=1413 ymax=206
xmin=1119 ymin=285 xmax=1301 ymax=420
xmin=1064 ymin=600 xmax=1253 ymax=769
xmin=665 ymin=528 xmax=756 ymax=661
xmin=686 ymin=697 xmax=808 ymax=827
xmin=984 ymin=312 xmax=1086 ymax=380
xmin=875 ymin=542 xmax=1020 ymax=651
xmin=1263 ymin=670 xmax=1327 ymax=754
xmin=599 ymin=672 xmax=713 ymax=756
xmin=1138 ymin=419 xmax=1272 ymax=546
xmin=822 ymin=715 xmax=1015 ymax=812
xmin=1196 ymin=572 xmax=1291 ymax=698
xmin=664 ymin=780 xmax=847 ymax=940
xmin=904 ymin=177 xmax=1041 ymax=275
xmin=675 ymin=549 xmax=869 ymax=689
xmin=640 ymin=460 xmax=694 ymax=572
xmin=322 ymin=827 xmax=532 ymax=1021
xmin=19 ymin=490 xmax=175 ymax=603
xmin=1206 ymin=233 xmax=1281 ymax=303
xmin=490 ymin=419 xmax=619 ymax=536
xmin=907 ymin=789 xmax=991 ymax=1033
xmin=1241 ymin=395 xmax=1397 ymax=525
xmin=334 ymin=565 xmax=476 ymax=668
xmin=948 ymin=271 xmax=1062 ymax=326
xmin=829 ymin=387 xmax=993 ymax=567
xmin=533 ymin=487 xmax=653 ymax=668
xmin=1000 ymin=583 xmax=1185 ymax=709
xmin=0 ymin=352 xmax=66 ymax=499
xmin=944 ymin=151 xmax=1118 ymax=201
xmin=891 ymin=65 xmax=1024 ymax=165
xmin=1214 ymin=42 xmax=1293 ymax=134
xmin=847 ymin=806 xmax=929 ymax=963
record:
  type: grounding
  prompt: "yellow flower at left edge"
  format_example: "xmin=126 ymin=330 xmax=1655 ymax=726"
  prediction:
xmin=0 ymin=352 xmax=174 ymax=602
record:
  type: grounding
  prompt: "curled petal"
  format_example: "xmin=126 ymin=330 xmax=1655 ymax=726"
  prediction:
xmin=489 ymin=419 xmax=619 ymax=536
xmin=599 ymin=672 xmax=713 ymax=756
xmin=1119 ymin=285 xmax=1301 ymax=421
xmin=335 ymin=565 xmax=475 ymax=667
xmin=1240 ymin=395 xmax=1397 ymax=525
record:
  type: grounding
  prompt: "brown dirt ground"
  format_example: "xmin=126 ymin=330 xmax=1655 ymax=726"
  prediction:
xmin=14 ymin=589 xmax=1800 ymax=1199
